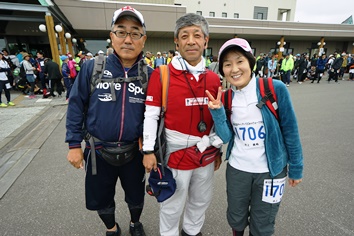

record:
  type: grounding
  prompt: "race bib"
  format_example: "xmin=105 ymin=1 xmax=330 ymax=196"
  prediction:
xmin=262 ymin=177 xmax=286 ymax=204
xmin=234 ymin=121 xmax=265 ymax=148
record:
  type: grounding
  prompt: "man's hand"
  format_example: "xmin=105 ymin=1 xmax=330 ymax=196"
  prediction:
xmin=67 ymin=148 xmax=84 ymax=169
xmin=206 ymin=86 xmax=222 ymax=110
xmin=143 ymin=154 xmax=157 ymax=173
xmin=214 ymin=154 xmax=222 ymax=171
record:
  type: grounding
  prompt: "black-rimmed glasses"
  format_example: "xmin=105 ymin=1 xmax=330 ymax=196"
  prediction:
xmin=111 ymin=30 xmax=144 ymax=40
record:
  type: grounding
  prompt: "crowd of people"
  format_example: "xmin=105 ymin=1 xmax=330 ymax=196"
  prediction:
xmin=0 ymin=47 xmax=116 ymax=106
xmin=142 ymin=48 xmax=354 ymax=91
xmin=2 ymin=28 xmax=353 ymax=109
xmin=252 ymin=50 xmax=354 ymax=87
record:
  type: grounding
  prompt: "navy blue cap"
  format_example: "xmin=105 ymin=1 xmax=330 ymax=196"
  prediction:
xmin=146 ymin=165 xmax=176 ymax=203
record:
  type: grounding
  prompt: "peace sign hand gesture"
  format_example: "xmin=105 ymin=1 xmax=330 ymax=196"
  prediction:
xmin=206 ymin=86 xmax=223 ymax=110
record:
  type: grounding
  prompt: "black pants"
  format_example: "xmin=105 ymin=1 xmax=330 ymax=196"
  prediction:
xmin=328 ymin=70 xmax=339 ymax=82
xmin=316 ymin=69 xmax=325 ymax=82
xmin=0 ymin=80 xmax=11 ymax=103
xmin=49 ymin=78 xmax=63 ymax=95
xmin=38 ymin=72 xmax=47 ymax=89
xmin=339 ymin=67 xmax=345 ymax=78
xmin=297 ymin=68 xmax=306 ymax=82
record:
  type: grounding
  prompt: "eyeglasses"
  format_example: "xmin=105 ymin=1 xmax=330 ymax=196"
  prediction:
xmin=111 ymin=30 xmax=144 ymax=40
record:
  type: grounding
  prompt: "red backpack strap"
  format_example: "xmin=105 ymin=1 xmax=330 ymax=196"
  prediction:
xmin=257 ymin=78 xmax=279 ymax=120
xmin=221 ymin=89 xmax=232 ymax=120
xmin=267 ymin=77 xmax=278 ymax=104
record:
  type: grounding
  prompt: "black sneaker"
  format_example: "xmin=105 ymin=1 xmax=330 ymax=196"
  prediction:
xmin=129 ymin=222 xmax=146 ymax=236
xmin=106 ymin=223 xmax=121 ymax=236
xmin=181 ymin=229 xmax=202 ymax=236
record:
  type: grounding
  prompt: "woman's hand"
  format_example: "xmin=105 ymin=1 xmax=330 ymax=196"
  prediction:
xmin=288 ymin=178 xmax=302 ymax=187
xmin=206 ymin=86 xmax=222 ymax=110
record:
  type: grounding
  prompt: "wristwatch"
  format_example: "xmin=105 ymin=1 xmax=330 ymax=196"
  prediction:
xmin=142 ymin=150 xmax=154 ymax=155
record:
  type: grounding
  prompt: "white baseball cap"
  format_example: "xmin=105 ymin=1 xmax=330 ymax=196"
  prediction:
xmin=111 ymin=6 xmax=145 ymax=29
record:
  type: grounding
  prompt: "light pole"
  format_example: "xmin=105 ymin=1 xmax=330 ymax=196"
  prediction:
xmin=317 ymin=37 xmax=326 ymax=56
xmin=40 ymin=12 xmax=60 ymax=65
xmin=65 ymin=32 xmax=74 ymax=56
xmin=277 ymin=36 xmax=286 ymax=58
xmin=55 ymin=24 xmax=67 ymax=55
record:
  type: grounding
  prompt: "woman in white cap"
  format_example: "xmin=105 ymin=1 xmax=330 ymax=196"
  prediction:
xmin=86 ymin=52 xmax=94 ymax=60
xmin=206 ymin=38 xmax=303 ymax=236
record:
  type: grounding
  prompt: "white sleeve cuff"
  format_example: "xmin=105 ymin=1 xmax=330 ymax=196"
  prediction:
xmin=143 ymin=105 xmax=161 ymax=151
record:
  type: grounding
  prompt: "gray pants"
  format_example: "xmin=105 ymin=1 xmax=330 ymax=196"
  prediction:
xmin=226 ymin=164 xmax=287 ymax=236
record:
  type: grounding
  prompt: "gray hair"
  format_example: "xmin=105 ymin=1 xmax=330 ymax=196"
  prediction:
xmin=174 ymin=13 xmax=209 ymax=38
xmin=111 ymin=15 xmax=146 ymax=34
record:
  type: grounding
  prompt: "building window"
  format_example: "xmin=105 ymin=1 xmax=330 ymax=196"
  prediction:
xmin=196 ymin=11 xmax=202 ymax=15
xmin=222 ymin=12 xmax=227 ymax=18
xmin=209 ymin=12 xmax=215 ymax=17
xmin=254 ymin=6 xmax=268 ymax=20
xmin=234 ymin=13 xmax=239 ymax=18
xmin=278 ymin=9 xmax=290 ymax=21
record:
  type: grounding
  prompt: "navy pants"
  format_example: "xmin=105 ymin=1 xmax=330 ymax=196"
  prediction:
xmin=84 ymin=148 xmax=145 ymax=211
xmin=284 ymin=70 xmax=291 ymax=84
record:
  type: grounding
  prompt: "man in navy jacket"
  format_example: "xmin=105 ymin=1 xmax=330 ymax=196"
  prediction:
xmin=65 ymin=6 xmax=153 ymax=236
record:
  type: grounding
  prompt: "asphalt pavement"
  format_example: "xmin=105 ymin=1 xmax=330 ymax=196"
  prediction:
xmin=0 ymin=76 xmax=354 ymax=236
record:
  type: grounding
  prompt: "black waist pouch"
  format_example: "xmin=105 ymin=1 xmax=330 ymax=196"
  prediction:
xmin=100 ymin=143 xmax=138 ymax=166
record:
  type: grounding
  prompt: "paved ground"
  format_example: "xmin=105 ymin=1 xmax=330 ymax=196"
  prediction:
xmin=0 ymin=91 xmax=67 ymax=198
xmin=0 ymin=91 xmax=67 ymax=148
xmin=0 ymin=75 xmax=354 ymax=236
